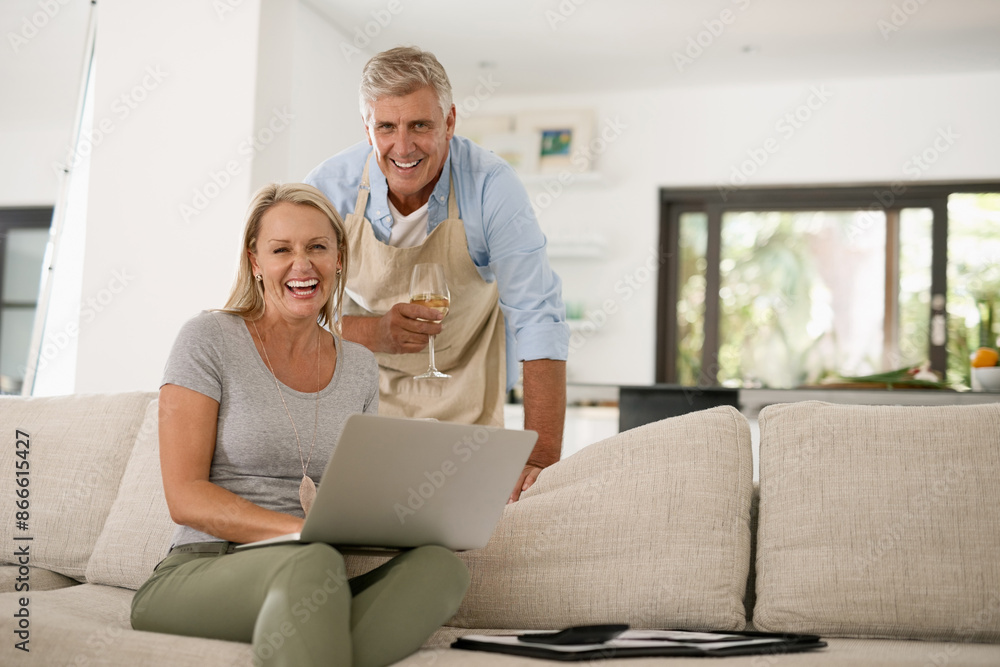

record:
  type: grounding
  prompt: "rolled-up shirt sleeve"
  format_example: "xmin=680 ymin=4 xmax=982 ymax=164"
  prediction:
xmin=479 ymin=163 xmax=569 ymax=364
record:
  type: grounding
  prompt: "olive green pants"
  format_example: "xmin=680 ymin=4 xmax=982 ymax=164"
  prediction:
xmin=131 ymin=543 xmax=469 ymax=667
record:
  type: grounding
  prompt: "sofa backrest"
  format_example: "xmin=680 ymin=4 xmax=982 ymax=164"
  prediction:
xmin=754 ymin=400 xmax=1000 ymax=643
xmin=444 ymin=405 xmax=755 ymax=631
xmin=86 ymin=398 xmax=176 ymax=589
xmin=0 ymin=392 xmax=158 ymax=581
xmin=85 ymin=400 xmax=761 ymax=622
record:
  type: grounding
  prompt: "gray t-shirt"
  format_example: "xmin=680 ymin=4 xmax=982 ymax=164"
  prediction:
xmin=162 ymin=310 xmax=379 ymax=547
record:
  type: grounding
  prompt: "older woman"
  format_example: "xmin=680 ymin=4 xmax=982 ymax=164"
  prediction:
xmin=130 ymin=183 xmax=469 ymax=667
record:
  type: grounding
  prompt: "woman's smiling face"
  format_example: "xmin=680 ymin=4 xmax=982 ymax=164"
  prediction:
xmin=250 ymin=201 xmax=341 ymax=323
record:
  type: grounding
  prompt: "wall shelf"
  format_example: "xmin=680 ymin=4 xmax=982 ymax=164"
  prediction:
xmin=547 ymin=233 xmax=607 ymax=258
xmin=547 ymin=245 xmax=604 ymax=259
xmin=519 ymin=171 xmax=604 ymax=186
xmin=567 ymin=319 xmax=595 ymax=331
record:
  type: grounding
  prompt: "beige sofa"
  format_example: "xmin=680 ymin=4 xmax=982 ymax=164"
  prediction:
xmin=2 ymin=392 xmax=999 ymax=666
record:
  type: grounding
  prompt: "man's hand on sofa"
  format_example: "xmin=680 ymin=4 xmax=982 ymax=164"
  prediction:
xmin=509 ymin=464 xmax=543 ymax=503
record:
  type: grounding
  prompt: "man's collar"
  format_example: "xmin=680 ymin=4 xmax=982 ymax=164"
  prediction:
xmin=428 ymin=148 xmax=453 ymax=207
xmin=367 ymin=152 xmax=389 ymax=212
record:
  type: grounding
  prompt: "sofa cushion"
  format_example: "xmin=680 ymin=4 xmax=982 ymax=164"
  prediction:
xmin=0 ymin=392 xmax=157 ymax=581
xmin=0 ymin=585 xmax=251 ymax=665
xmin=0 ymin=565 xmax=80 ymax=593
xmin=0 ymin=584 xmax=1000 ymax=667
xmin=87 ymin=399 xmax=177 ymax=589
xmin=754 ymin=401 xmax=1000 ymax=642
xmin=4 ymin=586 xmax=1000 ymax=665
xmin=440 ymin=405 xmax=753 ymax=630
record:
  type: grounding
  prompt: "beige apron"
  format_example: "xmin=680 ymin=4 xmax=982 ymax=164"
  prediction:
xmin=342 ymin=155 xmax=506 ymax=426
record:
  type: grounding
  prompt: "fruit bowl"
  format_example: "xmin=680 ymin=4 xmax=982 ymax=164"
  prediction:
xmin=971 ymin=366 xmax=1000 ymax=392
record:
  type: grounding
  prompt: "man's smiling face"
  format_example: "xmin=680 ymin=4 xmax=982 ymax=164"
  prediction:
xmin=365 ymin=85 xmax=456 ymax=215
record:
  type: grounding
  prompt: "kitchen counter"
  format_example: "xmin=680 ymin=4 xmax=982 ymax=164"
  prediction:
xmin=507 ymin=384 xmax=1000 ymax=480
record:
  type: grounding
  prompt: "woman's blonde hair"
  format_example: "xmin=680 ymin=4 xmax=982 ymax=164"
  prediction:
xmin=222 ymin=183 xmax=348 ymax=333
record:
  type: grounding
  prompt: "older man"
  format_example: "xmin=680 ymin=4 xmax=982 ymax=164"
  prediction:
xmin=305 ymin=47 xmax=569 ymax=501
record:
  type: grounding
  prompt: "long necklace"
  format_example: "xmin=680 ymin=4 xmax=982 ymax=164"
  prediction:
xmin=251 ymin=319 xmax=320 ymax=515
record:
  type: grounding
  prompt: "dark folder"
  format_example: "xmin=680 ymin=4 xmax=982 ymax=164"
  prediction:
xmin=452 ymin=626 xmax=827 ymax=661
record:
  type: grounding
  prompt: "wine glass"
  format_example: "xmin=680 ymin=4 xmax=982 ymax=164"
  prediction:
xmin=409 ymin=263 xmax=451 ymax=379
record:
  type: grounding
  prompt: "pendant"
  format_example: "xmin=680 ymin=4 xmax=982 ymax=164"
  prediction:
xmin=299 ymin=475 xmax=317 ymax=515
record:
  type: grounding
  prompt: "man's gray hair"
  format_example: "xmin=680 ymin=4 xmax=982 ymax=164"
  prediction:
xmin=359 ymin=46 xmax=453 ymax=124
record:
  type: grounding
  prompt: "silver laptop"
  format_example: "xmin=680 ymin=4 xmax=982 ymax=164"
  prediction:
xmin=235 ymin=414 xmax=537 ymax=552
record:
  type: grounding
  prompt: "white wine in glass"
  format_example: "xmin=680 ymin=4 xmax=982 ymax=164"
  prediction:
xmin=409 ymin=263 xmax=451 ymax=379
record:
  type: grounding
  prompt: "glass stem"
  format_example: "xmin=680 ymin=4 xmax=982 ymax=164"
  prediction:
xmin=428 ymin=334 xmax=437 ymax=371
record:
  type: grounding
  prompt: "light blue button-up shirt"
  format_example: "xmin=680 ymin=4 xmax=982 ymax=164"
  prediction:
xmin=304 ymin=135 xmax=569 ymax=391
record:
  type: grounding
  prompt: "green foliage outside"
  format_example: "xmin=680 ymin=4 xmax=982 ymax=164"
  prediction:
xmin=946 ymin=193 xmax=1000 ymax=387
xmin=674 ymin=193 xmax=999 ymax=390
xmin=676 ymin=213 xmax=707 ymax=385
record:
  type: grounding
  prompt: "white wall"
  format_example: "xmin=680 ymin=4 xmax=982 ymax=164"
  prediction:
xmin=249 ymin=0 xmax=297 ymax=188
xmin=69 ymin=0 xmax=368 ymax=393
xmin=461 ymin=71 xmax=1000 ymax=385
xmin=289 ymin=2 xmax=369 ymax=181
xmin=13 ymin=0 xmax=1000 ymax=392
xmin=72 ymin=0 xmax=266 ymax=393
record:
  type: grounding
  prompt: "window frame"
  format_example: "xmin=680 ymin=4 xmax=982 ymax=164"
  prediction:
xmin=0 ymin=208 xmax=53 ymax=392
xmin=656 ymin=182 xmax=1000 ymax=385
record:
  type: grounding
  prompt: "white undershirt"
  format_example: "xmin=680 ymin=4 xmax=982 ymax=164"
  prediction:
xmin=387 ymin=200 xmax=430 ymax=248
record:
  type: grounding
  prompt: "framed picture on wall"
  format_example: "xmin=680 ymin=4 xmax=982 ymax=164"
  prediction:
xmin=458 ymin=114 xmax=539 ymax=173
xmin=478 ymin=131 xmax=540 ymax=173
xmin=457 ymin=114 xmax=514 ymax=145
xmin=515 ymin=110 xmax=595 ymax=173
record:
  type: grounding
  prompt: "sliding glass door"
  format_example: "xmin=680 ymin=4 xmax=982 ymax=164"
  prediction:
xmin=659 ymin=185 xmax=999 ymax=390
